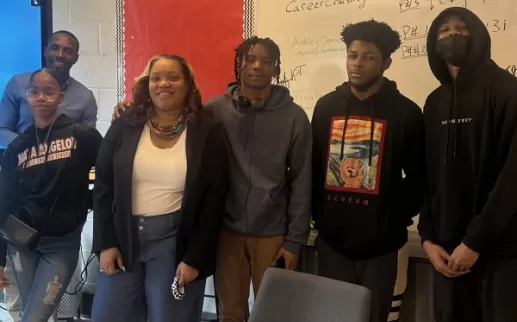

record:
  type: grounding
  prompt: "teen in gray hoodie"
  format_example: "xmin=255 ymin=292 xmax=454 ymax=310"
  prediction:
xmin=208 ymin=37 xmax=312 ymax=321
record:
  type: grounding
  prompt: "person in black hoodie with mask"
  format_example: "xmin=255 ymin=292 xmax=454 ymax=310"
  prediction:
xmin=418 ymin=7 xmax=517 ymax=322
xmin=312 ymin=20 xmax=426 ymax=322
xmin=0 ymin=68 xmax=102 ymax=321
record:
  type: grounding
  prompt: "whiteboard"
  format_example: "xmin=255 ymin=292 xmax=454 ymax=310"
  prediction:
xmin=249 ymin=0 xmax=517 ymax=118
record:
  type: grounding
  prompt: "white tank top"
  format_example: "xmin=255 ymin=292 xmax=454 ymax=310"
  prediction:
xmin=131 ymin=124 xmax=187 ymax=216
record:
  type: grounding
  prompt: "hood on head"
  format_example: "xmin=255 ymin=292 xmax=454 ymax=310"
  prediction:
xmin=226 ymin=82 xmax=294 ymax=110
xmin=427 ymin=7 xmax=491 ymax=85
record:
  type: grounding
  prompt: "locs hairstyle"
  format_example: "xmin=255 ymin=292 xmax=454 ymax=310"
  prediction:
xmin=233 ymin=36 xmax=282 ymax=83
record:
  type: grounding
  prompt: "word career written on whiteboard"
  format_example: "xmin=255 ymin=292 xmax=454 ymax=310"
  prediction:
xmin=250 ymin=0 xmax=517 ymax=119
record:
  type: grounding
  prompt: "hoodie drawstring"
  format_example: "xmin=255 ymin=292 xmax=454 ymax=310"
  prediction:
xmin=338 ymin=98 xmax=375 ymax=167
xmin=453 ymin=84 xmax=458 ymax=157
xmin=368 ymin=104 xmax=375 ymax=166
xmin=339 ymin=104 xmax=350 ymax=160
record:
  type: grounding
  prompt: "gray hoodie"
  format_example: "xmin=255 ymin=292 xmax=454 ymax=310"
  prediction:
xmin=206 ymin=83 xmax=312 ymax=255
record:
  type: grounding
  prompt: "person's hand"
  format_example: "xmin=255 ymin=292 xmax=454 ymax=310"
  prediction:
xmin=176 ymin=262 xmax=199 ymax=287
xmin=112 ymin=101 xmax=131 ymax=121
xmin=0 ymin=266 xmax=9 ymax=289
xmin=423 ymin=241 xmax=469 ymax=278
xmin=275 ymin=248 xmax=298 ymax=271
xmin=448 ymin=242 xmax=479 ymax=272
xmin=99 ymin=247 xmax=125 ymax=275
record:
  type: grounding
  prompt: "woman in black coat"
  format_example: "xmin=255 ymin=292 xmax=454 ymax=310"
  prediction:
xmin=91 ymin=54 xmax=227 ymax=322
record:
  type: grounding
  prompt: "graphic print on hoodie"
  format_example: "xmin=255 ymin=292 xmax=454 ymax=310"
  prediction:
xmin=418 ymin=7 xmax=517 ymax=259
xmin=312 ymin=79 xmax=425 ymax=260
xmin=326 ymin=115 xmax=386 ymax=195
xmin=206 ymin=83 xmax=312 ymax=255
xmin=0 ymin=114 xmax=102 ymax=266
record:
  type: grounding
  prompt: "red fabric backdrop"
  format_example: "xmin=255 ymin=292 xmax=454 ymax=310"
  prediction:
xmin=123 ymin=0 xmax=243 ymax=101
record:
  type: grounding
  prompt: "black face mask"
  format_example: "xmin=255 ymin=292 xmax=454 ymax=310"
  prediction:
xmin=436 ymin=34 xmax=469 ymax=67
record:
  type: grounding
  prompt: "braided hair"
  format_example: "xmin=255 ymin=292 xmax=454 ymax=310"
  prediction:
xmin=233 ymin=36 xmax=281 ymax=83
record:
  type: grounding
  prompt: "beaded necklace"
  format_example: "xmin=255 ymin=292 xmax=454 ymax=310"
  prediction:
xmin=147 ymin=108 xmax=187 ymax=140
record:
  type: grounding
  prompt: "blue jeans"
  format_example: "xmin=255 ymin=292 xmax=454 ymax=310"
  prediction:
xmin=91 ymin=213 xmax=206 ymax=322
xmin=7 ymin=226 xmax=82 ymax=322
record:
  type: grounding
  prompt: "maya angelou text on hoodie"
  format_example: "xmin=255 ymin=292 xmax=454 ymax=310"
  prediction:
xmin=0 ymin=114 xmax=102 ymax=266
xmin=418 ymin=7 xmax=517 ymax=259
xmin=312 ymin=79 xmax=426 ymax=260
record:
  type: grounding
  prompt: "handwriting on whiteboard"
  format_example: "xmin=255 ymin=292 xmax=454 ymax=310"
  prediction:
xmin=285 ymin=0 xmax=366 ymax=13
xmin=400 ymin=44 xmax=428 ymax=59
xmin=401 ymin=21 xmax=506 ymax=42
xmin=399 ymin=0 xmax=486 ymax=13
xmin=274 ymin=64 xmax=307 ymax=89
xmin=292 ymin=91 xmax=324 ymax=116
xmin=290 ymin=36 xmax=345 ymax=60
xmin=293 ymin=91 xmax=323 ymax=104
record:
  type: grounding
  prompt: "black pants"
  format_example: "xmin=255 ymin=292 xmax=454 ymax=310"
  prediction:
xmin=433 ymin=258 xmax=517 ymax=322
xmin=316 ymin=236 xmax=398 ymax=322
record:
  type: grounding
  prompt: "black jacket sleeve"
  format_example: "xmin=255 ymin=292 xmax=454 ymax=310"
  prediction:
xmin=81 ymin=126 xmax=103 ymax=168
xmin=400 ymin=103 xmax=426 ymax=224
xmin=0 ymin=144 xmax=21 ymax=266
xmin=463 ymin=86 xmax=517 ymax=253
xmin=311 ymin=98 xmax=325 ymax=228
xmin=92 ymin=119 xmax=122 ymax=254
xmin=78 ymin=125 xmax=103 ymax=211
xmin=418 ymin=101 xmax=437 ymax=244
xmin=181 ymin=122 xmax=228 ymax=278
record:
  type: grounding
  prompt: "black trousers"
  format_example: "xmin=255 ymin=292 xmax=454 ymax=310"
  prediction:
xmin=316 ymin=236 xmax=398 ymax=322
xmin=433 ymin=258 xmax=517 ymax=322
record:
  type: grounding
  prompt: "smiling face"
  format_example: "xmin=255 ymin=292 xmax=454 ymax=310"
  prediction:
xmin=239 ymin=43 xmax=278 ymax=90
xmin=27 ymin=70 xmax=63 ymax=119
xmin=346 ymin=40 xmax=390 ymax=89
xmin=44 ymin=33 xmax=79 ymax=74
xmin=148 ymin=58 xmax=188 ymax=112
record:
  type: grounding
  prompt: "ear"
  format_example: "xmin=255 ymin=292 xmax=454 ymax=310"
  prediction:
xmin=383 ymin=57 xmax=392 ymax=71
xmin=72 ymin=53 xmax=79 ymax=65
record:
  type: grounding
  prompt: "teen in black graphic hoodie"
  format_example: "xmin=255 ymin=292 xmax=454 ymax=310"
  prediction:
xmin=418 ymin=7 xmax=517 ymax=322
xmin=312 ymin=21 xmax=425 ymax=322
xmin=0 ymin=69 xmax=102 ymax=320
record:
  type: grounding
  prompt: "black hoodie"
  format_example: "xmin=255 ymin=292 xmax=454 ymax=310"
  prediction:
xmin=418 ymin=7 xmax=517 ymax=258
xmin=0 ymin=114 xmax=102 ymax=266
xmin=312 ymin=79 xmax=426 ymax=260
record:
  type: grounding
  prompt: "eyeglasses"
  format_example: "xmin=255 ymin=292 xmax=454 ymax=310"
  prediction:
xmin=26 ymin=88 xmax=61 ymax=100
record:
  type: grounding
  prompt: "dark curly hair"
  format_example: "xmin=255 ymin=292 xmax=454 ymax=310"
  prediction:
xmin=341 ymin=20 xmax=401 ymax=59
xmin=129 ymin=54 xmax=203 ymax=125
xmin=234 ymin=36 xmax=281 ymax=83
